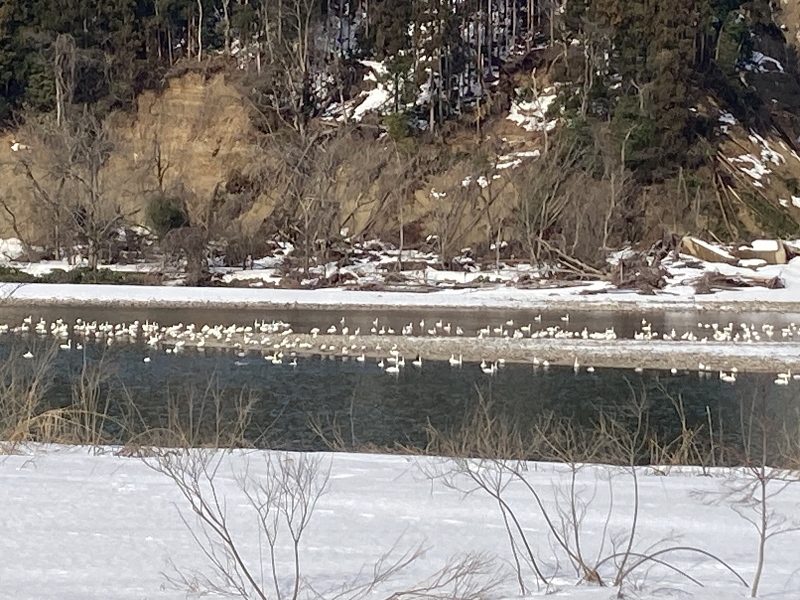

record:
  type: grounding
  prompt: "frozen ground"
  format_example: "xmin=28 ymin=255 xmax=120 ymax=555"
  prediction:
xmin=0 ymin=446 xmax=798 ymax=599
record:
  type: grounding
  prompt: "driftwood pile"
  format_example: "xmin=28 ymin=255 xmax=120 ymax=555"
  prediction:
xmin=610 ymin=253 xmax=669 ymax=294
xmin=688 ymin=271 xmax=784 ymax=294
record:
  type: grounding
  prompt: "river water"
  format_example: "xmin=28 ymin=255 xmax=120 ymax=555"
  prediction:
xmin=6 ymin=329 xmax=798 ymax=455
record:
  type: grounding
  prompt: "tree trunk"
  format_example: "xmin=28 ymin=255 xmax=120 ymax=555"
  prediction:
xmin=477 ymin=15 xmax=483 ymax=140
xmin=197 ymin=0 xmax=203 ymax=62
xmin=221 ymin=0 xmax=231 ymax=55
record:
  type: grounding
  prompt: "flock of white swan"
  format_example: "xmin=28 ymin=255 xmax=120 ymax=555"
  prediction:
xmin=5 ymin=314 xmax=800 ymax=386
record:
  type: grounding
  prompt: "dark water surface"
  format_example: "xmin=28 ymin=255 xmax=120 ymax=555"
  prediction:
xmin=7 ymin=334 xmax=798 ymax=453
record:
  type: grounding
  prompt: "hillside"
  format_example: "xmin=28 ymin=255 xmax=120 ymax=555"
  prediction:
xmin=2 ymin=0 xmax=800 ymax=273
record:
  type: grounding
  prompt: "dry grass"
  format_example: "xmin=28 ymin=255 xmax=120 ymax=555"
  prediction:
xmin=421 ymin=386 xmax=800 ymax=470
xmin=0 ymin=344 xmax=264 ymax=453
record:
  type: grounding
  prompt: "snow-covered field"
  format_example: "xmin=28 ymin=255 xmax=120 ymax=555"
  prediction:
xmin=1 ymin=446 xmax=798 ymax=599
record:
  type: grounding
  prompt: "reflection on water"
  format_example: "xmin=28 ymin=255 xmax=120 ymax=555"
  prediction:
xmin=6 ymin=336 xmax=798 ymax=455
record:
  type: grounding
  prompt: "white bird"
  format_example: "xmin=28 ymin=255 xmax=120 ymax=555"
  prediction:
xmin=143 ymin=357 xmax=151 ymax=363
xmin=385 ymin=364 xmax=400 ymax=374
xmin=412 ymin=356 xmax=423 ymax=368
xmin=448 ymin=354 xmax=462 ymax=367
xmin=22 ymin=351 xmax=33 ymax=359
xmin=586 ymin=366 xmax=595 ymax=373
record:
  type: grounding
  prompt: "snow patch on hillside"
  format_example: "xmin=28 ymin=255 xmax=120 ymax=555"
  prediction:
xmin=323 ymin=60 xmax=393 ymax=123
xmin=730 ymin=153 xmax=772 ymax=182
xmin=507 ymin=91 xmax=558 ymax=132
xmin=745 ymin=50 xmax=785 ymax=73
xmin=718 ymin=110 xmax=736 ymax=133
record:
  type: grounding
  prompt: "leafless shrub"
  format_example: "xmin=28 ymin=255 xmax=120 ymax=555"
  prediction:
xmin=0 ymin=342 xmax=128 ymax=448
xmin=160 ymin=226 xmax=212 ymax=284
xmin=423 ymin=389 xmax=748 ymax=596
xmin=120 ymin=381 xmax=263 ymax=451
xmin=698 ymin=465 xmax=800 ymax=598
xmin=150 ymin=449 xmax=505 ymax=600
xmin=694 ymin=391 xmax=800 ymax=598
xmin=0 ymin=341 xmax=58 ymax=444
xmin=423 ymin=390 xmax=552 ymax=460
xmin=510 ymin=123 xmax=639 ymax=271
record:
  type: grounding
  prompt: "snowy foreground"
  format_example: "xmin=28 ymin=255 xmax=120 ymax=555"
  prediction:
xmin=1 ymin=447 xmax=798 ymax=600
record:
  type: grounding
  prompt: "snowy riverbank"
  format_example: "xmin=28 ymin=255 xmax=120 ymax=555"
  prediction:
xmin=2 ymin=257 xmax=800 ymax=314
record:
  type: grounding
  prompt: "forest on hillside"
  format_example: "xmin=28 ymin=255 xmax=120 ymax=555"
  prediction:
xmin=1 ymin=0 xmax=800 ymax=275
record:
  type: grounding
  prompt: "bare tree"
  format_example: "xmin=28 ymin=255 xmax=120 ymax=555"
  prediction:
xmin=13 ymin=111 xmax=137 ymax=267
